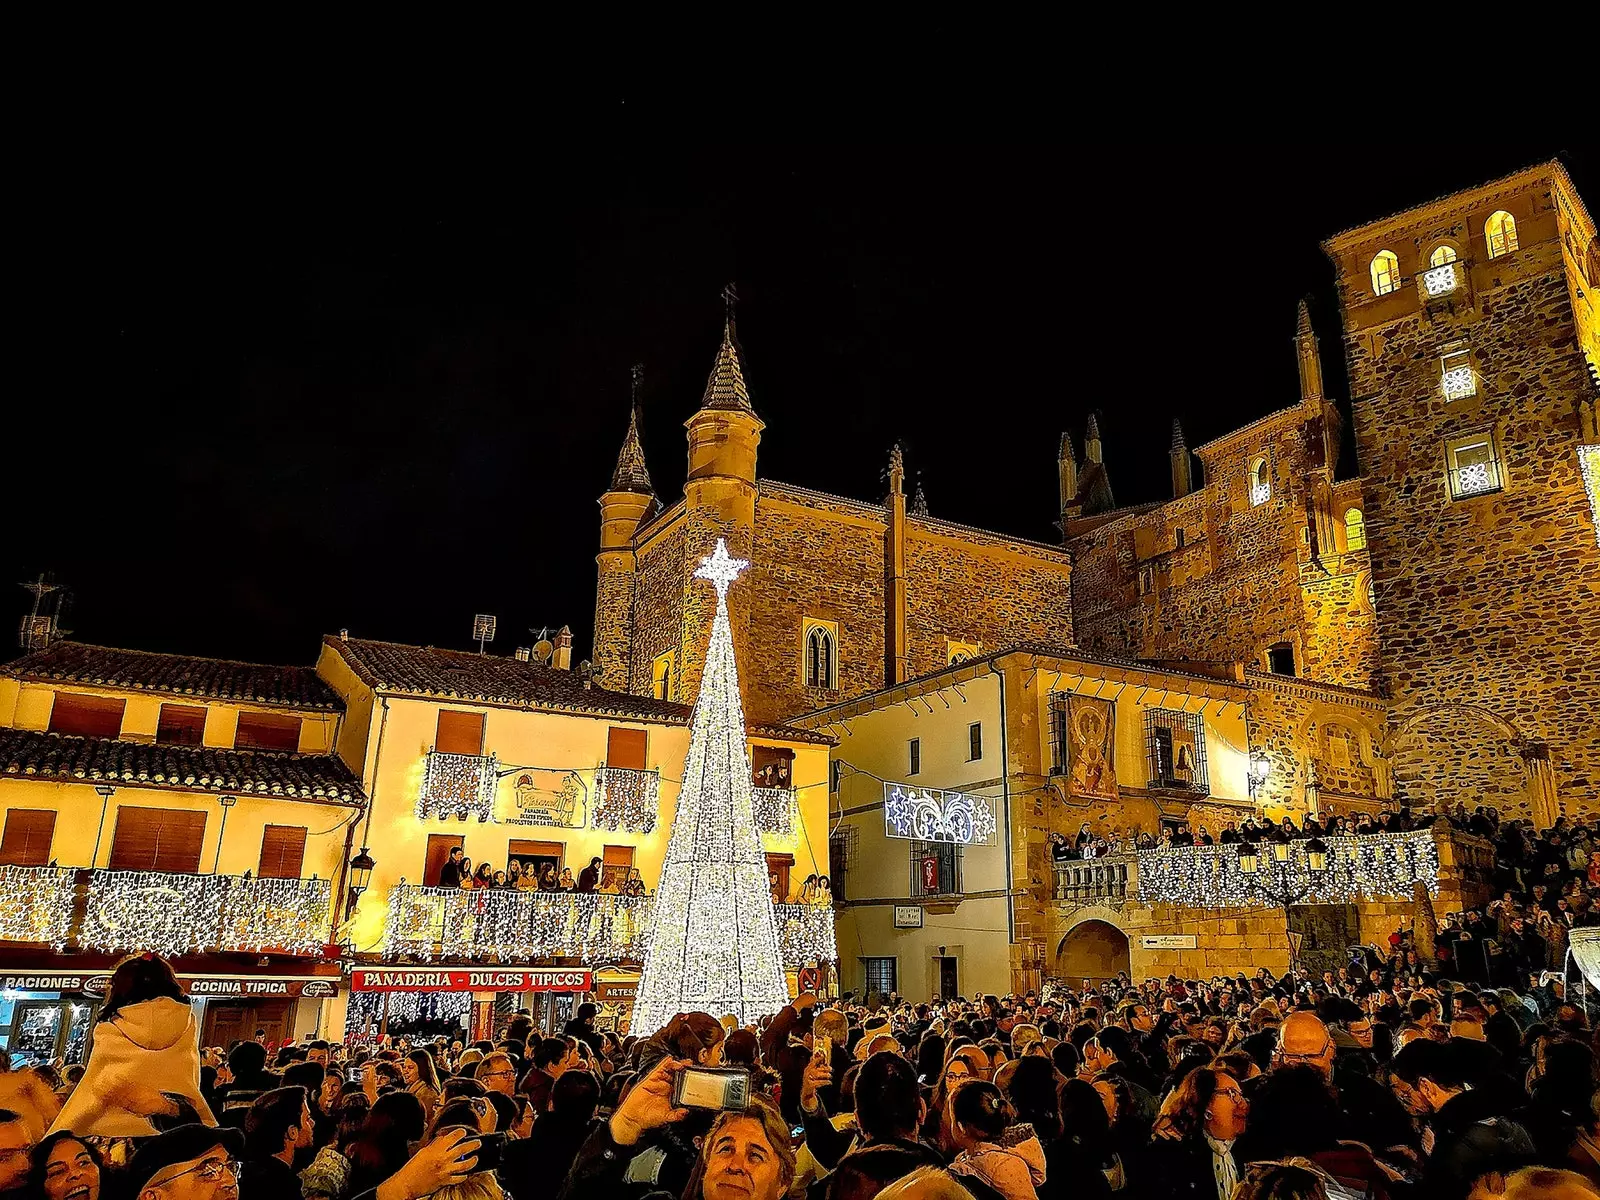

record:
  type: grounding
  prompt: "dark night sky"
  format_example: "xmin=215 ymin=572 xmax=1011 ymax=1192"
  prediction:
xmin=10 ymin=142 xmax=1596 ymax=668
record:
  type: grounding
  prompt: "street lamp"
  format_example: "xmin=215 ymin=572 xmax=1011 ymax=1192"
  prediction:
xmin=349 ymin=847 xmax=376 ymax=899
xmin=1247 ymin=751 xmax=1271 ymax=801
xmin=1305 ymin=837 xmax=1329 ymax=874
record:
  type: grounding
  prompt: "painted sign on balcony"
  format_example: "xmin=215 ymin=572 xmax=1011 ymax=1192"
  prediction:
xmin=883 ymin=783 xmax=997 ymax=846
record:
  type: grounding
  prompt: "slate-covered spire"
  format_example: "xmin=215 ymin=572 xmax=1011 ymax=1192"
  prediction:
xmin=1170 ymin=418 xmax=1193 ymax=498
xmin=699 ymin=283 xmax=754 ymax=413
xmin=1085 ymin=413 xmax=1104 ymax=464
xmin=609 ymin=364 xmax=655 ymax=494
xmin=1295 ymin=296 xmax=1325 ymax=401
xmin=911 ymin=479 xmax=929 ymax=517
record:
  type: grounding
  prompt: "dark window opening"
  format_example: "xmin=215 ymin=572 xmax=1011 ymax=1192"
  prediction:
xmin=968 ymin=723 xmax=982 ymax=762
xmin=157 ymin=704 xmax=207 ymax=747
xmin=909 ymin=738 xmax=921 ymax=776
xmin=1267 ymin=643 xmax=1296 ymax=677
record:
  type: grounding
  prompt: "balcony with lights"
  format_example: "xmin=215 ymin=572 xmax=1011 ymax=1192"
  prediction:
xmin=752 ymin=787 xmax=797 ymax=839
xmin=592 ymin=767 xmax=661 ymax=833
xmin=417 ymin=750 xmax=499 ymax=822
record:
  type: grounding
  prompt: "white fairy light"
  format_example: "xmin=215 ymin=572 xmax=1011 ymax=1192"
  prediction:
xmin=592 ymin=767 xmax=660 ymax=833
xmin=774 ymin=902 xmax=837 ymax=966
xmin=751 ymin=787 xmax=797 ymax=840
xmin=417 ymin=750 xmax=499 ymax=822
xmin=1580 ymin=445 xmax=1600 ymax=547
xmin=383 ymin=883 xmax=651 ymax=962
xmin=80 ymin=871 xmax=331 ymax=957
xmin=631 ymin=539 xmax=791 ymax=1034
xmin=883 ymin=784 xmax=997 ymax=846
xmin=0 ymin=866 xmax=77 ymax=950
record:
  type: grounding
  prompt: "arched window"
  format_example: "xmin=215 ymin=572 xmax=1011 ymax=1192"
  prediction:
xmin=805 ymin=623 xmax=837 ymax=690
xmin=1485 ymin=211 xmax=1519 ymax=258
xmin=1344 ymin=508 xmax=1367 ymax=552
xmin=651 ymin=651 xmax=675 ymax=701
xmin=1370 ymin=250 xmax=1401 ymax=297
xmin=1248 ymin=457 xmax=1271 ymax=506
xmin=1422 ymin=244 xmax=1461 ymax=296
xmin=1428 ymin=244 xmax=1458 ymax=268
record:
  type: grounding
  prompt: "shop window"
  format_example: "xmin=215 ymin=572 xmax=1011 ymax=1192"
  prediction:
xmin=968 ymin=722 xmax=983 ymax=762
xmin=435 ymin=710 xmax=486 ymax=756
xmin=0 ymin=809 xmax=57 ymax=866
xmin=1485 ymin=211 xmax=1519 ymax=258
xmin=48 ymin=693 xmax=125 ymax=739
xmin=1370 ymin=250 xmax=1401 ymax=296
xmin=156 ymin=704 xmax=207 ymax=747
xmin=108 ymin=806 xmax=207 ymax=873
xmin=804 ymin=621 xmax=838 ymax=690
xmin=235 ymin=712 xmax=302 ymax=753
xmin=258 ymin=825 xmax=307 ymax=879
xmin=909 ymin=738 xmax=921 ymax=777
xmin=1344 ymin=508 xmax=1367 ymax=552
xmin=651 ymin=651 xmax=675 ymax=701
xmin=1446 ymin=432 xmax=1503 ymax=500
xmin=601 ymin=845 xmax=635 ymax=891
xmin=861 ymin=956 xmax=897 ymax=998
xmin=1267 ymin=642 xmax=1297 ymax=677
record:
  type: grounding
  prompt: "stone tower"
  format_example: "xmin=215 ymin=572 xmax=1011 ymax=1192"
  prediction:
xmin=1322 ymin=162 xmax=1600 ymax=821
xmin=593 ymin=366 xmax=656 ymax=690
xmin=678 ymin=286 xmax=765 ymax=705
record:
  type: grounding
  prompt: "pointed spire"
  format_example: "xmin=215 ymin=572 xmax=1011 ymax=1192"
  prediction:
xmin=1297 ymin=297 xmax=1314 ymax=338
xmin=887 ymin=443 xmax=905 ymax=496
xmin=699 ymin=283 xmax=754 ymax=413
xmin=609 ymin=364 xmax=654 ymax=494
xmin=1085 ymin=413 xmax=1103 ymax=464
xmin=1170 ymin=419 xmax=1193 ymax=499
xmin=1059 ymin=432 xmax=1076 ymax=463
xmin=911 ymin=479 xmax=929 ymax=517
xmin=1294 ymin=296 xmax=1325 ymax=401
xmin=1170 ymin=418 xmax=1187 ymax=452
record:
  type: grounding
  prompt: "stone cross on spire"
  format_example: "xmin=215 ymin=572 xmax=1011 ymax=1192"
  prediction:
xmin=693 ymin=538 xmax=749 ymax=601
xmin=722 ymin=281 xmax=739 ymax=338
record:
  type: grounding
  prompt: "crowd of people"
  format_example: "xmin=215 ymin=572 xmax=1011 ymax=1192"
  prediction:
xmin=431 ymin=846 xmax=647 ymax=896
xmin=1051 ymin=809 xmax=1425 ymax=862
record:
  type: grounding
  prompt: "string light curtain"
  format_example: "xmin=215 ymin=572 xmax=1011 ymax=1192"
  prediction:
xmin=774 ymin=902 xmax=837 ymax=966
xmin=1136 ymin=829 xmax=1440 ymax=907
xmin=417 ymin=751 xmax=499 ymax=822
xmin=0 ymin=865 xmax=77 ymax=949
xmin=592 ymin=768 xmax=660 ymax=833
xmin=631 ymin=541 xmax=790 ymax=1033
xmin=347 ymin=989 xmax=470 ymax=1030
xmin=383 ymin=884 xmax=651 ymax=962
xmin=752 ymin=787 xmax=796 ymax=840
xmin=80 ymin=871 xmax=332 ymax=957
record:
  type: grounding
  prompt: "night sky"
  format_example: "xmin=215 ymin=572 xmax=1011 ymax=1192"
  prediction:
xmin=11 ymin=143 xmax=1595 ymax=668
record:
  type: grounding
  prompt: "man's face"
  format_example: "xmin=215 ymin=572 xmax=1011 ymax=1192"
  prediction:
xmin=703 ymin=1115 xmax=781 ymax=1200
xmin=307 ymin=1047 xmax=328 ymax=1067
xmin=1390 ymin=1076 xmax=1432 ymax=1117
xmin=1348 ymin=1018 xmax=1374 ymax=1049
xmin=482 ymin=1060 xmax=518 ymax=1096
xmin=140 ymin=1148 xmax=240 ymax=1200
xmin=0 ymin=1120 xmax=30 ymax=1191
xmin=296 ymin=1104 xmax=314 ymax=1150
xmin=1126 ymin=1005 xmax=1153 ymax=1033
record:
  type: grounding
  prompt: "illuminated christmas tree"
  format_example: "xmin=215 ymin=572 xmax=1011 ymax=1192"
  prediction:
xmin=631 ymin=539 xmax=790 ymax=1033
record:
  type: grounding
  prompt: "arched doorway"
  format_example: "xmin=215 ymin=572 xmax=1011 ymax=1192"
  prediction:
xmin=1386 ymin=704 xmax=1532 ymax=819
xmin=1056 ymin=919 xmax=1130 ymax=988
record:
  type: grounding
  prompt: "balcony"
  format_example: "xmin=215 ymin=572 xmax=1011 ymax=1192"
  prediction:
xmin=592 ymin=767 xmax=660 ymax=833
xmin=1421 ymin=259 xmax=1462 ymax=298
xmin=752 ymin=786 xmax=796 ymax=839
xmin=1052 ymin=855 xmax=1133 ymax=904
xmin=417 ymin=750 xmax=498 ymax=822
xmin=381 ymin=886 xmax=838 ymax=968
xmin=0 ymin=866 xmax=332 ymax=956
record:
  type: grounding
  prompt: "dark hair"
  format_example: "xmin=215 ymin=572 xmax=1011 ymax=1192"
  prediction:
xmin=229 ymin=1039 xmax=269 ymax=1078
xmin=723 ymin=1029 xmax=760 ymax=1067
xmin=1154 ymin=1065 xmax=1232 ymax=1141
xmin=550 ymin=1070 xmax=601 ymax=1121
xmin=1059 ymin=1077 xmax=1112 ymax=1153
xmin=27 ymin=1131 xmax=104 ymax=1196
xmin=533 ymin=1037 xmax=569 ymax=1069
xmin=916 ymin=1035 xmax=947 ymax=1083
xmin=1092 ymin=1024 xmax=1134 ymax=1064
xmin=648 ymin=1012 xmax=726 ymax=1065
xmin=854 ymin=1051 xmax=923 ymax=1142
xmin=335 ymin=1094 xmax=371 ymax=1154
xmin=282 ymin=1062 xmax=324 ymax=1096
xmin=431 ymin=1099 xmax=483 ymax=1137
xmin=347 ymin=1090 xmax=428 ymax=1189
xmin=244 ymin=1086 xmax=307 ymax=1159
xmin=441 ymin=1077 xmax=486 ymax=1101
xmin=950 ymin=1079 xmax=1011 ymax=1141
xmin=98 ymin=954 xmax=187 ymax=1024
xmin=308 ymin=1040 xmax=330 ymax=1052
xmin=1245 ymin=1065 xmax=1338 ymax=1159
xmin=998 ymin=1056 xmax=1060 ymax=1141
xmin=1051 ymin=1040 xmax=1081 ymax=1080
xmin=486 ymin=1091 xmax=517 ymax=1132
xmin=1391 ymin=1039 xmax=1466 ymax=1091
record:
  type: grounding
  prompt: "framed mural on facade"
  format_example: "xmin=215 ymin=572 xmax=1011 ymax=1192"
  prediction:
xmin=1068 ymin=696 xmax=1118 ymax=801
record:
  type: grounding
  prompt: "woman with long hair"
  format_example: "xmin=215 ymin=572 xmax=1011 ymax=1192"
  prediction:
xmin=539 ymin=864 xmax=560 ymax=891
xmin=403 ymin=1048 xmax=442 ymax=1115
xmin=1145 ymin=1066 xmax=1249 ymax=1200
xmin=1062 ymin=1077 xmax=1131 ymax=1195
xmin=921 ymin=1044 xmax=988 ymax=1146
xmin=473 ymin=862 xmax=495 ymax=889
xmin=1000 ymin=1058 xmax=1110 ymax=1200
xmin=345 ymin=1090 xmax=429 ymax=1197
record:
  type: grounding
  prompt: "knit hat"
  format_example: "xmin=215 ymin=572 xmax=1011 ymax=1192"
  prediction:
xmin=125 ymin=1124 xmax=244 ymax=1194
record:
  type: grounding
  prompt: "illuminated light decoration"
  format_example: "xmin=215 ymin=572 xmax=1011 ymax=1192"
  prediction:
xmin=773 ymin=902 xmax=838 ymax=966
xmin=0 ymin=866 xmax=77 ymax=949
xmin=1455 ymin=461 xmax=1496 ymax=496
xmin=883 ymin=783 xmax=997 ymax=846
xmin=1136 ymin=829 xmax=1440 ymax=907
xmin=592 ymin=767 xmax=660 ymax=833
xmin=346 ymin=988 xmax=470 ymax=1032
xmin=382 ymin=883 xmax=651 ymax=962
xmin=752 ymin=787 xmax=796 ymax=840
xmin=80 ymin=871 xmax=332 ymax=958
xmin=1579 ymin=445 xmax=1600 ymax=547
xmin=1441 ymin=365 xmax=1477 ymax=400
xmin=1422 ymin=261 xmax=1459 ymax=296
xmin=631 ymin=540 xmax=791 ymax=1034
xmin=417 ymin=750 xmax=499 ymax=822
xmin=1249 ymin=478 xmax=1272 ymax=507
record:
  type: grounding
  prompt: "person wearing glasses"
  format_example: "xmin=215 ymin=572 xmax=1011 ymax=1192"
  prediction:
xmin=123 ymin=1125 xmax=246 ymax=1200
xmin=474 ymin=1053 xmax=520 ymax=1099
xmin=1144 ymin=1065 xmax=1249 ymax=1200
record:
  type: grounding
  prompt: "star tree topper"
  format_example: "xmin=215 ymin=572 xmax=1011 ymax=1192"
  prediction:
xmin=694 ymin=539 xmax=748 ymax=599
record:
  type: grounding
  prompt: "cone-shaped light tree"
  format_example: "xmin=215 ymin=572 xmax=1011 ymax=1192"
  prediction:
xmin=630 ymin=539 xmax=791 ymax=1033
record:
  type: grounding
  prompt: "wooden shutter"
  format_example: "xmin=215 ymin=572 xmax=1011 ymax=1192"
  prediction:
xmin=0 ymin=810 xmax=57 ymax=866
xmin=601 ymin=844 xmax=635 ymax=890
xmin=258 ymin=825 xmax=308 ymax=879
xmin=606 ymin=727 xmax=648 ymax=770
xmin=435 ymin=711 xmax=486 ymax=755
xmin=47 ymin=693 xmax=126 ymax=739
xmin=424 ymin=834 xmax=461 ymax=886
xmin=157 ymin=704 xmax=208 ymax=746
xmin=108 ymin=807 xmax=207 ymax=873
xmin=234 ymin=712 xmax=302 ymax=752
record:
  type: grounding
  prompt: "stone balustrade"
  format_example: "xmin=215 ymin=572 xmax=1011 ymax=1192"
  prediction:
xmin=1051 ymin=855 xmax=1134 ymax=904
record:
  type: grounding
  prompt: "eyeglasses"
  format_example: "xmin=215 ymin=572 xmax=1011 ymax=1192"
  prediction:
xmin=157 ymin=1157 xmax=242 ymax=1185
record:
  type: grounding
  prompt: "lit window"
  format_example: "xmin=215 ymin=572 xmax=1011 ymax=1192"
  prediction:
xmin=651 ymin=651 xmax=675 ymax=701
xmin=946 ymin=640 xmax=981 ymax=665
xmin=1422 ymin=245 xmax=1460 ymax=296
xmin=1579 ymin=444 xmax=1600 ymax=547
xmin=804 ymin=622 xmax=838 ymax=690
xmin=1446 ymin=433 xmax=1503 ymax=500
xmin=1370 ymin=250 xmax=1401 ymax=297
xmin=1440 ymin=345 xmax=1476 ymax=400
xmin=1249 ymin=457 xmax=1271 ymax=506
xmin=1485 ymin=211 xmax=1519 ymax=259
xmin=1343 ymin=508 xmax=1367 ymax=552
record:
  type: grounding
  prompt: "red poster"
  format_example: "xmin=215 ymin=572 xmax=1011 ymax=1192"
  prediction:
xmin=352 ymin=968 xmax=592 ymax=993
xmin=921 ymin=855 xmax=940 ymax=892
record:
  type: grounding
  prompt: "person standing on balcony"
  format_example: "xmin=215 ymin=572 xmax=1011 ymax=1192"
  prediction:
xmin=473 ymin=863 xmax=495 ymax=888
xmin=559 ymin=868 xmax=577 ymax=892
xmin=437 ymin=847 xmax=466 ymax=889
xmin=577 ymin=857 xmax=601 ymax=893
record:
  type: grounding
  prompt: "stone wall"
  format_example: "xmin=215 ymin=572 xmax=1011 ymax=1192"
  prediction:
xmin=626 ymin=514 xmax=687 ymax=696
xmin=1245 ymin=673 xmax=1388 ymax=820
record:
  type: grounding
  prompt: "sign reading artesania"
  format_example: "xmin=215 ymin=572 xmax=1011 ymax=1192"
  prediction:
xmin=883 ymin=784 xmax=997 ymax=846
xmin=351 ymin=968 xmax=593 ymax=993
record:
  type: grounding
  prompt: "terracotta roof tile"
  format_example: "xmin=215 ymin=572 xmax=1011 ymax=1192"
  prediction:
xmin=0 ymin=728 xmax=366 ymax=804
xmin=5 ymin=643 xmax=341 ymax=710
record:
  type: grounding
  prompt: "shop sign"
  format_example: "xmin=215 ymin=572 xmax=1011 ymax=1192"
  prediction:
xmin=595 ymin=980 xmax=637 ymax=1002
xmin=892 ymin=906 xmax=923 ymax=928
xmin=352 ymin=968 xmax=593 ymax=993
xmin=1 ymin=972 xmax=338 ymax=998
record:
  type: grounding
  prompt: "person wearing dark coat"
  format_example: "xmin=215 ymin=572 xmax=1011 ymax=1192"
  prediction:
xmin=576 ymin=857 xmax=601 ymax=893
xmin=1391 ymin=1039 xmax=1536 ymax=1200
xmin=1142 ymin=1066 xmax=1248 ymax=1200
xmin=238 ymin=1085 xmax=312 ymax=1200
xmin=502 ymin=1071 xmax=600 ymax=1196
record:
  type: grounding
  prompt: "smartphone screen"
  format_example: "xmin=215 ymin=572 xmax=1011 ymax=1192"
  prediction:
xmin=469 ymin=1132 xmax=505 ymax=1173
xmin=675 ymin=1067 xmax=751 ymax=1110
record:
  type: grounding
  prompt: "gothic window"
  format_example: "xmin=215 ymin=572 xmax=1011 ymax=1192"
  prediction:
xmin=651 ymin=651 xmax=675 ymax=701
xmin=1370 ymin=250 xmax=1401 ymax=297
xmin=1485 ymin=211 xmax=1519 ymax=258
xmin=1446 ymin=432 xmax=1503 ymax=500
xmin=1343 ymin=507 xmax=1367 ymax=552
xmin=1422 ymin=245 xmax=1461 ymax=296
xmin=1249 ymin=458 xmax=1271 ymax=507
xmin=1428 ymin=244 xmax=1458 ymax=268
xmin=804 ymin=621 xmax=838 ymax=690
xmin=1441 ymin=344 xmax=1476 ymax=401
xmin=946 ymin=639 xmax=981 ymax=665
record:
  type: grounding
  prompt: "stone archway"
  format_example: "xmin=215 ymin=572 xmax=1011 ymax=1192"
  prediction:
xmin=1385 ymin=703 xmax=1535 ymax=820
xmin=1055 ymin=919 xmax=1131 ymax=988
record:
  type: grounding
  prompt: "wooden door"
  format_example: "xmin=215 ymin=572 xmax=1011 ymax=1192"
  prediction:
xmin=423 ymin=834 xmax=460 ymax=887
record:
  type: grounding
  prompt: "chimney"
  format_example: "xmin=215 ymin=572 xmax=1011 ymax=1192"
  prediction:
xmin=554 ymin=626 xmax=574 ymax=670
xmin=1169 ymin=420 xmax=1193 ymax=498
xmin=514 ymin=646 xmax=531 ymax=662
xmin=339 ymin=628 xmax=349 ymax=642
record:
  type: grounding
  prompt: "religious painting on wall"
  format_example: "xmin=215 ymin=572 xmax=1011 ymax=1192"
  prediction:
xmin=1067 ymin=696 xmax=1119 ymax=801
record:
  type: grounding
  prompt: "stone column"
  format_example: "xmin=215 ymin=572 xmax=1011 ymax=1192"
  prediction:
xmin=1520 ymin=741 xmax=1560 ymax=830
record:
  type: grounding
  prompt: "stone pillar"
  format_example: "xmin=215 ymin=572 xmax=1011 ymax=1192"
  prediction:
xmin=1521 ymin=741 xmax=1561 ymax=830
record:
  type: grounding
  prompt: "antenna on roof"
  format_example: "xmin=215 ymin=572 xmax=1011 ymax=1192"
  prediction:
xmin=472 ymin=614 xmax=497 ymax=655
xmin=18 ymin=574 xmax=67 ymax=651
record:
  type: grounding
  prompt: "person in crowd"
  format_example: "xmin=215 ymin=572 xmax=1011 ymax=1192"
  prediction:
xmin=520 ymin=1038 xmax=577 ymax=1113
xmin=622 ymin=868 xmax=646 ymax=897
xmin=472 ymin=863 xmax=495 ymax=889
xmin=345 ymin=1091 xmax=429 ymax=1197
xmin=945 ymin=1079 xmax=1045 ymax=1200
xmin=402 ymin=1050 xmax=442 ymax=1116
xmin=27 ymin=1130 xmax=103 ymax=1200
xmin=122 ymin=1125 xmax=246 ymax=1200
xmin=300 ymin=1092 xmax=369 ymax=1200
xmin=538 ymin=864 xmax=560 ymax=891
xmin=492 ymin=870 xmax=508 ymax=887
xmin=502 ymin=1070 xmax=600 ymax=1191
xmin=474 ymin=1054 xmax=519 ymax=1099
xmin=1143 ymin=1065 xmax=1249 ymax=1200
xmin=577 ymin=856 xmax=602 ymax=893
xmin=239 ymin=1085 xmax=314 ymax=1198
xmin=437 ymin=846 xmax=467 ymax=888
xmin=505 ymin=860 xmax=523 ymax=890
xmin=558 ymin=867 xmax=576 ymax=891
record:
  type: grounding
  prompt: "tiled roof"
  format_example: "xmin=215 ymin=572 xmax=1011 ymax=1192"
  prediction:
xmin=325 ymin=637 xmax=832 ymax=744
xmin=0 ymin=728 xmax=366 ymax=804
xmin=5 ymin=642 xmax=341 ymax=710
xmin=699 ymin=323 xmax=755 ymax=413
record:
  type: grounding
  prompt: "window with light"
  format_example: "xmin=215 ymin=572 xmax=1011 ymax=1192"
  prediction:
xmin=651 ymin=651 xmax=675 ymax=701
xmin=1344 ymin=508 xmax=1367 ymax=552
xmin=1370 ymin=250 xmax=1401 ymax=297
xmin=1440 ymin=346 xmax=1476 ymax=400
xmin=804 ymin=622 xmax=837 ymax=690
xmin=1485 ymin=211 xmax=1519 ymax=258
xmin=1422 ymin=245 xmax=1460 ymax=296
xmin=1447 ymin=433 xmax=1502 ymax=500
xmin=1248 ymin=458 xmax=1271 ymax=506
